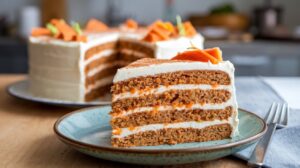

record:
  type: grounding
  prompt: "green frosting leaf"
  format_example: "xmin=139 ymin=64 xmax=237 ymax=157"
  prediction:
xmin=46 ymin=23 xmax=58 ymax=35
xmin=176 ymin=15 xmax=185 ymax=36
xmin=72 ymin=22 xmax=82 ymax=35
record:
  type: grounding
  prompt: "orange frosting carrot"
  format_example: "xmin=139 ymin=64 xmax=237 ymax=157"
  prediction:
xmin=51 ymin=19 xmax=76 ymax=41
xmin=172 ymin=49 xmax=219 ymax=64
xmin=183 ymin=21 xmax=197 ymax=37
xmin=31 ymin=19 xmax=87 ymax=42
xmin=143 ymin=33 xmax=161 ymax=42
xmin=125 ymin=19 xmax=138 ymax=29
xmin=164 ymin=22 xmax=176 ymax=36
xmin=152 ymin=26 xmax=170 ymax=40
xmin=148 ymin=20 xmax=164 ymax=29
xmin=204 ymin=47 xmax=223 ymax=61
xmin=31 ymin=28 xmax=51 ymax=37
xmin=85 ymin=18 xmax=108 ymax=32
xmin=76 ymin=35 xmax=87 ymax=42
xmin=143 ymin=20 xmax=175 ymax=42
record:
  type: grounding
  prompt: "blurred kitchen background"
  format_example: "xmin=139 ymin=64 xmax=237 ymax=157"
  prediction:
xmin=0 ymin=0 xmax=300 ymax=76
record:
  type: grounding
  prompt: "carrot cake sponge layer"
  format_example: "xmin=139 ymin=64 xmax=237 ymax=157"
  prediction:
xmin=110 ymin=57 xmax=239 ymax=147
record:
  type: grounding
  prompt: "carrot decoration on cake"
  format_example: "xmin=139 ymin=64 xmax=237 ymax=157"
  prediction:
xmin=143 ymin=20 xmax=175 ymax=42
xmin=172 ymin=47 xmax=223 ymax=64
xmin=31 ymin=19 xmax=87 ymax=42
xmin=124 ymin=19 xmax=138 ymax=30
xmin=72 ymin=22 xmax=87 ymax=42
xmin=31 ymin=28 xmax=52 ymax=37
xmin=143 ymin=16 xmax=197 ymax=42
xmin=85 ymin=18 xmax=108 ymax=32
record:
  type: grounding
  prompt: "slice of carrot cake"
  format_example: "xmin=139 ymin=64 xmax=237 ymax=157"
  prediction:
xmin=110 ymin=47 xmax=239 ymax=147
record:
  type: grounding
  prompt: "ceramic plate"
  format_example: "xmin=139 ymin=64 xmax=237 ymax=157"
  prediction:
xmin=54 ymin=106 xmax=267 ymax=165
xmin=7 ymin=80 xmax=111 ymax=107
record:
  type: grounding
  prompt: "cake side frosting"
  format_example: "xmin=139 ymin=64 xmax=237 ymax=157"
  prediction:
xmin=29 ymin=31 xmax=120 ymax=101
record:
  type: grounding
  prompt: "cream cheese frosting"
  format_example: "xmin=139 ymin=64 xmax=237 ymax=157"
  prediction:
xmin=112 ymin=84 xmax=232 ymax=102
xmin=112 ymin=117 xmax=237 ymax=139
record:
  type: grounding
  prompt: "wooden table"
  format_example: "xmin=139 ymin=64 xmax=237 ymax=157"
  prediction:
xmin=0 ymin=75 xmax=247 ymax=168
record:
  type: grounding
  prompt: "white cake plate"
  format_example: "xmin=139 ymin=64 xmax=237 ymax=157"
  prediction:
xmin=7 ymin=80 xmax=111 ymax=107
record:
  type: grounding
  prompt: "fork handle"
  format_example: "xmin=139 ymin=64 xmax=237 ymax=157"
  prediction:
xmin=248 ymin=123 xmax=277 ymax=167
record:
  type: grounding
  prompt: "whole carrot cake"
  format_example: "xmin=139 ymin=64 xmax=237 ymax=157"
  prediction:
xmin=110 ymin=47 xmax=239 ymax=147
xmin=28 ymin=18 xmax=203 ymax=101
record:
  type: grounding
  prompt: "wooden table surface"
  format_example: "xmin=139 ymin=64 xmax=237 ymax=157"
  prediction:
xmin=0 ymin=75 xmax=248 ymax=168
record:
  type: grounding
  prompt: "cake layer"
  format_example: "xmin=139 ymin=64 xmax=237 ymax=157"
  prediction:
xmin=112 ymin=124 xmax=232 ymax=147
xmin=84 ymin=41 xmax=117 ymax=60
xmin=85 ymin=76 xmax=114 ymax=94
xmin=118 ymin=52 xmax=152 ymax=63
xmin=112 ymin=70 xmax=231 ymax=94
xmin=111 ymin=106 xmax=233 ymax=128
xmin=85 ymin=64 xmax=119 ymax=87
xmin=84 ymin=49 xmax=116 ymax=66
xmin=118 ymin=40 xmax=154 ymax=57
xmin=119 ymin=49 xmax=149 ymax=58
xmin=85 ymin=51 xmax=117 ymax=71
xmin=112 ymin=89 xmax=231 ymax=112
xmin=85 ymin=53 xmax=118 ymax=75
xmin=85 ymin=84 xmax=111 ymax=101
xmin=112 ymin=84 xmax=232 ymax=102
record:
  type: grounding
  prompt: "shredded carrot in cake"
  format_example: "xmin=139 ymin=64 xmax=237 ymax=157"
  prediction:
xmin=186 ymin=102 xmax=194 ymax=108
xmin=171 ymin=102 xmax=178 ymax=108
xmin=113 ymin=128 xmax=122 ymax=135
xmin=85 ymin=18 xmax=108 ymax=32
xmin=130 ymin=88 xmax=136 ymax=94
xmin=128 ymin=126 xmax=136 ymax=131
xmin=212 ymin=84 xmax=219 ymax=89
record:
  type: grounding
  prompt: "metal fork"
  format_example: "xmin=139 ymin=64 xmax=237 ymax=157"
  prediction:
xmin=248 ymin=103 xmax=289 ymax=167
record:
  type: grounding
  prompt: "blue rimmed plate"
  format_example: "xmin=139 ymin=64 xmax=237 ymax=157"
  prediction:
xmin=54 ymin=106 xmax=267 ymax=165
xmin=7 ymin=80 xmax=111 ymax=107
